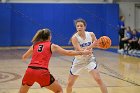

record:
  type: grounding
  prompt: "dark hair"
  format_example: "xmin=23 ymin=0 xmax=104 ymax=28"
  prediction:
xmin=31 ymin=28 xmax=51 ymax=44
xmin=74 ymin=18 xmax=87 ymax=27
xmin=68 ymin=18 xmax=87 ymax=44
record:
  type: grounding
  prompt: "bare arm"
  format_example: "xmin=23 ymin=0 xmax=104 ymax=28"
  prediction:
xmin=71 ymin=36 xmax=84 ymax=51
xmin=22 ymin=45 xmax=33 ymax=61
xmin=51 ymin=44 xmax=91 ymax=56
xmin=86 ymin=32 xmax=98 ymax=49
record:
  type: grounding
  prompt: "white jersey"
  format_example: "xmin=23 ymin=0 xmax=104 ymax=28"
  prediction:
xmin=74 ymin=31 xmax=93 ymax=60
xmin=74 ymin=31 xmax=92 ymax=48
xmin=70 ymin=31 xmax=97 ymax=75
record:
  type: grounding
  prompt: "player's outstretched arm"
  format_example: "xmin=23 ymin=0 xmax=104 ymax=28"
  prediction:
xmin=51 ymin=44 xmax=91 ymax=56
xmin=86 ymin=40 xmax=99 ymax=50
xmin=86 ymin=32 xmax=99 ymax=50
xmin=22 ymin=45 xmax=33 ymax=61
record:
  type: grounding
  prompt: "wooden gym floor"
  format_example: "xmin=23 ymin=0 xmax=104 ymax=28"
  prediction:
xmin=0 ymin=47 xmax=140 ymax=93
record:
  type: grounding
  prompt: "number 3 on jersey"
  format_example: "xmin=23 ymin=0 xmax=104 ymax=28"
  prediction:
xmin=38 ymin=45 xmax=44 ymax=52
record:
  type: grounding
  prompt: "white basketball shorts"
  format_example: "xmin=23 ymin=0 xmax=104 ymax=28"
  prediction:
xmin=70 ymin=56 xmax=97 ymax=75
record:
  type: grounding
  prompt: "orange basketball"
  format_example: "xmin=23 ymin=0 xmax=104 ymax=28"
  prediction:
xmin=98 ymin=36 xmax=111 ymax=49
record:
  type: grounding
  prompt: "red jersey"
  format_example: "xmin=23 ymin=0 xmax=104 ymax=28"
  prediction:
xmin=29 ymin=41 xmax=52 ymax=69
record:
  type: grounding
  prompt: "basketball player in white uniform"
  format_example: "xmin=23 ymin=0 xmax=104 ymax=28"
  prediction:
xmin=66 ymin=18 xmax=108 ymax=93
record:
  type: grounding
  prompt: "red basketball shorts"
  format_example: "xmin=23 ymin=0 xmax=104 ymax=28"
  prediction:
xmin=22 ymin=67 xmax=55 ymax=87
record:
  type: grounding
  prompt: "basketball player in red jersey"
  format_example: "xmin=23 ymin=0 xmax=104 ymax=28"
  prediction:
xmin=19 ymin=28 xmax=91 ymax=93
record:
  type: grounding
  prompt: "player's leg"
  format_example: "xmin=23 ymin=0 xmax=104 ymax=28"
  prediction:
xmin=19 ymin=68 xmax=34 ymax=93
xmin=89 ymin=69 xmax=108 ymax=93
xmin=66 ymin=63 xmax=82 ymax=93
xmin=66 ymin=58 xmax=83 ymax=93
xmin=87 ymin=57 xmax=107 ymax=93
xmin=45 ymin=80 xmax=63 ymax=93
xmin=42 ymin=73 xmax=63 ymax=93
xmin=18 ymin=85 xmax=31 ymax=93
xmin=66 ymin=74 xmax=79 ymax=93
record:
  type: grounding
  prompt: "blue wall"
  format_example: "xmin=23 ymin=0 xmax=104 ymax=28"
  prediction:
xmin=0 ymin=3 xmax=119 ymax=46
xmin=0 ymin=4 xmax=11 ymax=46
